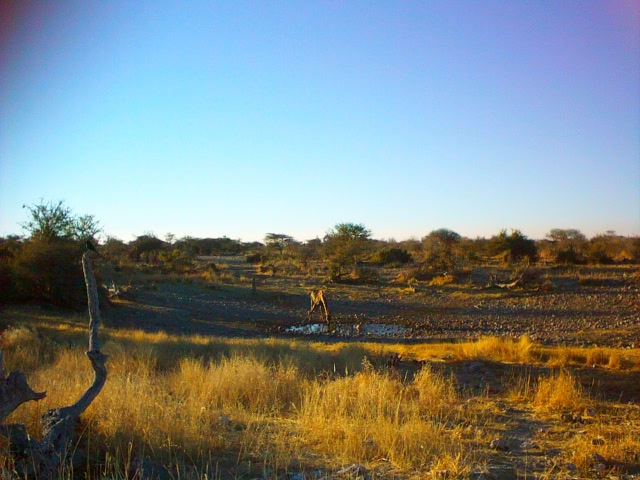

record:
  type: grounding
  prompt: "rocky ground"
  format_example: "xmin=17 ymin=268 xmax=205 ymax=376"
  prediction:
xmin=105 ymin=261 xmax=639 ymax=349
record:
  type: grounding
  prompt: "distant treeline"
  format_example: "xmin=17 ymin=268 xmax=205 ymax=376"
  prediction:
xmin=0 ymin=200 xmax=638 ymax=309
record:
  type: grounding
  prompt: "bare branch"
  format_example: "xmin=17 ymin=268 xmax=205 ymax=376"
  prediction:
xmin=0 ymin=353 xmax=46 ymax=423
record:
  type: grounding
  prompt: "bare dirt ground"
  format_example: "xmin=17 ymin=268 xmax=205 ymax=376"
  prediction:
xmin=105 ymin=258 xmax=639 ymax=349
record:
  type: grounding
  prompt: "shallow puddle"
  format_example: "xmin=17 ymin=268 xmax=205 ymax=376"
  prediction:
xmin=286 ymin=323 xmax=408 ymax=337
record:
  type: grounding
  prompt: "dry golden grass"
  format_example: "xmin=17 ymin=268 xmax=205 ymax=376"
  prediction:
xmin=532 ymin=370 xmax=589 ymax=412
xmin=295 ymin=360 xmax=474 ymax=473
xmin=455 ymin=335 xmax=534 ymax=363
xmin=428 ymin=274 xmax=456 ymax=286
xmin=1 ymin=310 xmax=639 ymax=479
xmin=563 ymin=407 xmax=640 ymax=472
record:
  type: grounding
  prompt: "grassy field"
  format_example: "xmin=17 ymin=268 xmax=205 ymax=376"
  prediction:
xmin=1 ymin=306 xmax=639 ymax=479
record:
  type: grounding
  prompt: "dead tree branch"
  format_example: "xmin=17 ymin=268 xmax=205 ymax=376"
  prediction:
xmin=484 ymin=259 xmax=530 ymax=290
xmin=0 ymin=355 xmax=47 ymax=424
xmin=0 ymin=252 xmax=108 ymax=478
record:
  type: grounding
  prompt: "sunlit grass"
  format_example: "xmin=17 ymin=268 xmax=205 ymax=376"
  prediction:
xmin=1 ymin=308 xmax=639 ymax=478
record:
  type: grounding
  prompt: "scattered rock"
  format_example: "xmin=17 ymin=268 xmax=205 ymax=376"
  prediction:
xmin=218 ymin=414 xmax=230 ymax=427
xmin=336 ymin=464 xmax=367 ymax=478
xmin=594 ymin=463 xmax=607 ymax=475
xmin=592 ymin=437 xmax=605 ymax=446
xmin=489 ymin=438 xmax=509 ymax=451
xmin=473 ymin=466 xmax=517 ymax=480
xmin=520 ymin=439 xmax=541 ymax=450
xmin=545 ymin=448 xmax=562 ymax=457
xmin=563 ymin=462 xmax=578 ymax=472
xmin=560 ymin=412 xmax=574 ymax=423
xmin=129 ymin=456 xmax=171 ymax=480
xmin=584 ymin=407 xmax=596 ymax=417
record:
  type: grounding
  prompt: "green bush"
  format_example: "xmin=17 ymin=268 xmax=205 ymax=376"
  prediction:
xmin=0 ymin=261 xmax=14 ymax=303
xmin=555 ymin=249 xmax=585 ymax=265
xmin=9 ymin=239 xmax=91 ymax=309
xmin=371 ymin=247 xmax=413 ymax=266
xmin=351 ymin=265 xmax=380 ymax=283
xmin=245 ymin=253 xmax=263 ymax=264
xmin=489 ymin=229 xmax=538 ymax=263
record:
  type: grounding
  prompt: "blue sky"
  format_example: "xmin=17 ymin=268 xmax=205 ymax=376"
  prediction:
xmin=1 ymin=1 xmax=638 ymax=243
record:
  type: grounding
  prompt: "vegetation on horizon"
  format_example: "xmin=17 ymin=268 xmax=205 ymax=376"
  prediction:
xmin=1 ymin=200 xmax=638 ymax=308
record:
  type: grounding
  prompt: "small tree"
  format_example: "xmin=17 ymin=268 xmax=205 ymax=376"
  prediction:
xmin=9 ymin=201 xmax=103 ymax=307
xmin=546 ymin=228 xmax=587 ymax=264
xmin=74 ymin=214 xmax=102 ymax=242
xmin=21 ymin=200 xmax=101 ymax=242
xmin=101 ymin=236 xmax=128 ymax=263
xmin=264 ymin=233 xmax=296 ymax=260
xmin=11 ymin=239 xmax=87 ymax=307
xmin=489 ymin=229 xmax=538 ymax=263
xmin=21 ymin=200 xmax=76 ymax=242
xmin=323 ymin=223 xmax=372 ymax=279
xmin=292 ymin=238 xmax=323 ymax=273
xmin=421 ymin=228 xmax=462 ymax=272
xmin=128 ymin=235 xmax=167 ymax=264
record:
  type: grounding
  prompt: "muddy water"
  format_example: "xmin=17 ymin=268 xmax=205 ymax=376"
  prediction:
xmin=286 ymin=323 xmax=409 ymax=337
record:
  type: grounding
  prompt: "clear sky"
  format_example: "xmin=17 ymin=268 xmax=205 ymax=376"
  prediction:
xmin=1 ymin=1 xmax=639 ymax=243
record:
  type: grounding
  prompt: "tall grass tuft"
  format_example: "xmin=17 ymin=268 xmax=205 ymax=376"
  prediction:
xmin=457 ymin=335 xmax=533 ymax=363
xmin=0 ymin=326 xmax=48 ymax=373
xmin=170 ymin=354 xmax=303 ymax=414
xmin=532 ymin=370 xmax=588 ymax=412
xmin=296 ymin=360 xmax=471 ymax=470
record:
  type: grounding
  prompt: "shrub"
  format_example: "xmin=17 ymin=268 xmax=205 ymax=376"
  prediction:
xmin=555 ymin=249 xmax=585 ymax=265
xmin=9 ymin=239 xmax=92 ymax=308
xmin=533 ymin=370 xmax=588 ymax=412
xmin=371 ymin=247 xmax=413 ymax=266
xmin=421 ymin=229 xmax=462 ymax=273
xmin=351 ymin=265 xmax=380 ymax=283
xmin=245 ymin=253 xmax=262 ymax=264
xmin=0 ymin=259 xmax=14 ymax=303
xmin=488 ymin=229 xmax=538 ymax=263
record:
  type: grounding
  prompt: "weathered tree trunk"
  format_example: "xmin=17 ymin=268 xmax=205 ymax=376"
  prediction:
xmin=484 ymin=260 xmax=530 ymax=290
xmin=0 ymin=355 xmax=46 ymax=424
xmin=0 ymin=252 xmax=108 ymax=478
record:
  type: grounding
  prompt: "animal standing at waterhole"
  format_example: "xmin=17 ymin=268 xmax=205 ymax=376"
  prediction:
xmin=308 ymin=289 xmax=332 ymax=323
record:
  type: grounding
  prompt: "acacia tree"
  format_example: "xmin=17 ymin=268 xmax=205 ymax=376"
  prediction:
xmin=21 ymin=200 xmax=101 ymax=243
xmin=323 ymin=223 xmax=372 ymax=279
xmin=264 ymin=233 xmax=296 ymax=259
xmin=128 ymin=235 xmax=167 ymax=263
xmin=421 ymin=228 xmax=462 ymax=272
xmin=10 ymin=201 xmax=103 ymax=307
xmin=546 ymin=228 xmax=587 ymax=264
xmin=489 ymin=229 xmax=538 ymax=263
